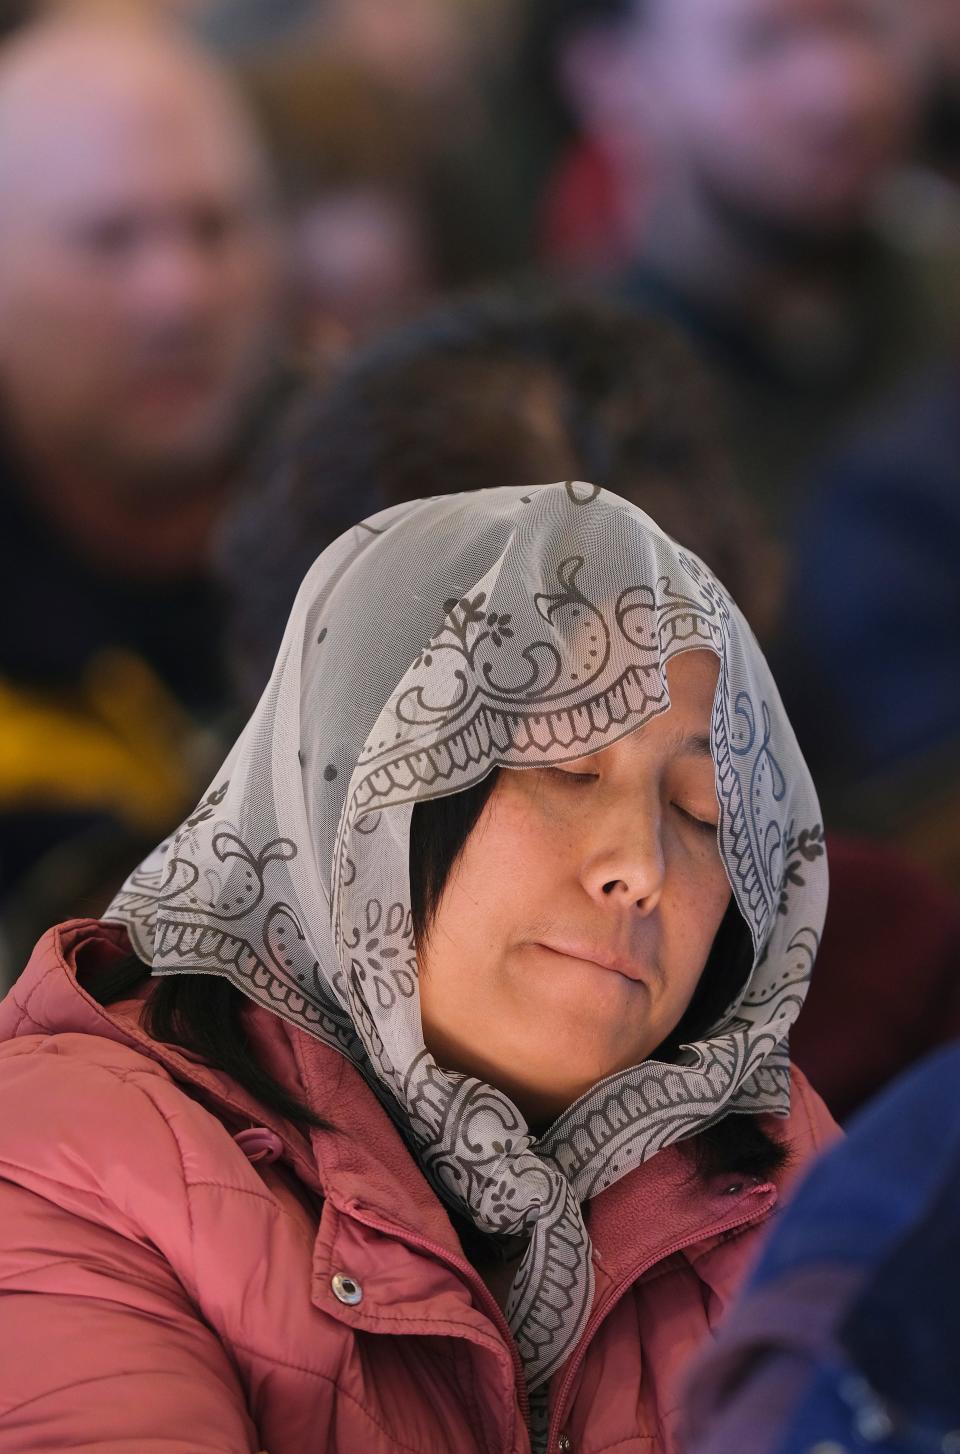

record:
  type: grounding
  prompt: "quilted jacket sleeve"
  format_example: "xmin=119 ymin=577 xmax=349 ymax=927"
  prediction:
xmin=0 ymin=1043 xmax=261 ymax=1454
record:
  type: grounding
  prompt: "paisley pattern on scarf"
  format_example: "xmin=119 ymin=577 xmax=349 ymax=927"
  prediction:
xmin=106 ymin=483 xmax=826 ymax=1403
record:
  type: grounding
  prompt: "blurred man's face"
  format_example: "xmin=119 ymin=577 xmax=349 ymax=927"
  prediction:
xmin=640 ymin=0 xmax=918 ymax=234
xmin=0 ymin=34 xmax=279 ymax=493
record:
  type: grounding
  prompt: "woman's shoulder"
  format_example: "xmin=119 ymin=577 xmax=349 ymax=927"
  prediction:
xmin=0 ymin=1024 xmax=212 ymax=1178
xmin=1 ymin=919 xmax=280 ymax=1176
xmin=0 ymin=1022 xmax=266 ymax=1251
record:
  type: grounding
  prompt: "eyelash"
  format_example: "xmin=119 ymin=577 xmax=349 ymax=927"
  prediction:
xmin=676 ymin=806 xmax=719 ymax=836
xmin=545 ymin=768 xmax=718 ymax=833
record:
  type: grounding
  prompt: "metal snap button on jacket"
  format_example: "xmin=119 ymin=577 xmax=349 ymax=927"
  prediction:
xmin=331 ymin=1273 xmax=363 ymax=1305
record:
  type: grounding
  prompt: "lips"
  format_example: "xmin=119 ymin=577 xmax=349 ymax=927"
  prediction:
xmin=533 ymin=940 xmax=647 ymax=984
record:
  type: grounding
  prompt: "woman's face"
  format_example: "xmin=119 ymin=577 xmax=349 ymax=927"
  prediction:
xmin=417 ymin=649 xmax=732 ymax=1129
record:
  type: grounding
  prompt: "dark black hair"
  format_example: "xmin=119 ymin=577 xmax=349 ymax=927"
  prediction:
xmin=87 ymin=957 xmax=334 ymax=1132
xmin=89 ymin=765 xmax=785 ymax=1182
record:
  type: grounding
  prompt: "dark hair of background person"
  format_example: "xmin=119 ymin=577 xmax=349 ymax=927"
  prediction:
xmin=219 ymin=291 xmax=774 ymax=706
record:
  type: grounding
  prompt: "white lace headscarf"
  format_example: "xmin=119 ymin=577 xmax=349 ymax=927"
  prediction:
xmin=106 ymin=482 xmax=826 ymax=1394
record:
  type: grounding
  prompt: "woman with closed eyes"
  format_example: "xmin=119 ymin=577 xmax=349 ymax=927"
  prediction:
xmin=0 ymin=482 xmax=835 ymax=1454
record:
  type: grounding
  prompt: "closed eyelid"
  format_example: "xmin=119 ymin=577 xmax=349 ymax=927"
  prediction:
xmin=673 ymin=802 xmax=720 ymax=832
xmin=545 ymin=767 xmax=718 ymax=836
xmin=543 ymin=762 xmax=719 ymax=832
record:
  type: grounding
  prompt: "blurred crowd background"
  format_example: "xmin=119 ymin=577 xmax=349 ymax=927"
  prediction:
xmin=0 ymin=0 xmax=958 ymax=1125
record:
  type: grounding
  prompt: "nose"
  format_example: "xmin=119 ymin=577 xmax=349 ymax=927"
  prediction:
xmin=132 ymin=230 xmax=220 ymax=323
xmin=581 ymin=810 xmax=665 ymax=913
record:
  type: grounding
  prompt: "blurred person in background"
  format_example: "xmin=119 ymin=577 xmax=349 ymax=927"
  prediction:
xmin=684 ymin=1042 xmax=960 ymax=1454
xmin=198 ymin=0 xmax=520 ymax=140
xmin=0 ymin=13 xmax=281 ymax=944
xmin=776 ymin=360 xmax=960 ymax=891
xmin=521 ymin=0 xmax=656 ymax=277
xmin=223 ymin=0 xmax=535 ymax=314
xmin=218 ymin=292 xmax=960 ymax=1124
xmin=763 ymin=0 xmax=960 ymax=889
xmin=527 ymin=0 xmax=954 ymax=530
xmin=198 ymin=0 xmax=480 ymax=97
xmin=243 ymin=54 xmax=437 ymax=361
xmin=199 ymin=0 xmax=543 ymax=296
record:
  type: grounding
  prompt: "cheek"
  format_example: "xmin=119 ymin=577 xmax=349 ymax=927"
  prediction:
xmin=699 ymin=854 xmax=733 ymax=929
xmin=418 ymin=790 xmax=559 ymax=985
xmin=29 ymin=281 xmax=129 ymax=370
xmin=211 ymin=259 xmax=263 ymax=328
xmin=668 ymin=855 xmax=732 ymax=987
xmin=231 ymin=240 xmax=278 ymax=302
xmin=472 ymin=783 xmax=565 ymax=886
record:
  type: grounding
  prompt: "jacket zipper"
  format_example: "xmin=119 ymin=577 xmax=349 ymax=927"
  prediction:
xmin=344 ymin=1205 xmax=532 ymax=1432
xmin=546 ymin=1196 xmax=773 ymax=1452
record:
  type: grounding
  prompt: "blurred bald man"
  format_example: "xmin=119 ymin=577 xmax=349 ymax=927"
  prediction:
xmin=0 ymin=15 xmax=278 ymax=564
xmin=0 ymin=15 xmax=281 ymax=925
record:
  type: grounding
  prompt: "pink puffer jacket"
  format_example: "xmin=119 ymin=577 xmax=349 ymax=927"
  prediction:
xmin=0 ymin=921 xmax=837 ymax=1454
